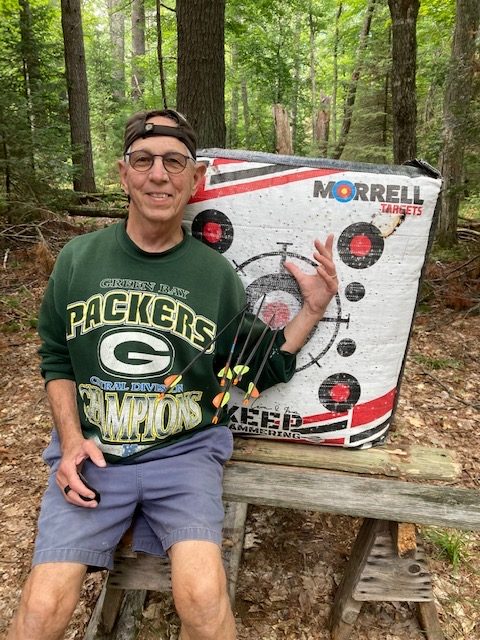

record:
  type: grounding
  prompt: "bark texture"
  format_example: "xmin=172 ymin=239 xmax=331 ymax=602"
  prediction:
xmin=176 ymin=0 xmax=226 ymax=148
xmin=388 ymin=0 xmax=419 ymax=164
xmin=60 ymin=0 xmax=96 ymax=192
xmin=437 ymin=0 xmax=480 ymax=246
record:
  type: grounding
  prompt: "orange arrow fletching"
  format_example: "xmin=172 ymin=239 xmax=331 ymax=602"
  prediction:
xmin=212 ymin=391 xmax=230 ymax=408
xmin=164 ymin=374 xmax=182 ymax=388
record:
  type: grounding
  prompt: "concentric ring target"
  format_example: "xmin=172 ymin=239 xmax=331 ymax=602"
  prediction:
xmin=191 ymin=209 xmax=234 ymax=253
xmin=318 ymin=372 xmax=361 ymax=412
xmin=338 ymin=222 xmax=384 ymax=269
xmin=332 ymin=180 xmax=356 ymax=203
xmin=236 ymin=248 xmax=346 ymax=372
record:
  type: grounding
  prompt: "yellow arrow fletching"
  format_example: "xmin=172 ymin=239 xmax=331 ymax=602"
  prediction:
xmin=212 ymin=391 xmax=230 ymax=408
xmin=217 ymin=367 xmax=233 ymax=380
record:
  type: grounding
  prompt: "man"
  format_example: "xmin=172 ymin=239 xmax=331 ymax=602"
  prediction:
xmin=8 ymin=109 xmax=338 ymax=640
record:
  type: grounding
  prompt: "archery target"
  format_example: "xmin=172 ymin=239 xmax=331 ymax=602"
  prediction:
xmin=338 ymin=222 xmax=384 ymax=269
xmin=191 ymin=209 xmax=234 ymax=253
xmin=185 ymin=151 xmax=442 ymax=448
xmin=318 ymin=373 xmax=361 ymax=413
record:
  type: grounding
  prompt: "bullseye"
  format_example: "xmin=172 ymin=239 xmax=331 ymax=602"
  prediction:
xmin=191 ymin=209 xmax=234 ymax=253
xmin=262 ymin=301 xmax=291 ymax=328
xmin=203 ymin=222 xmax=222 ymax=244
xmin=332 ymin=180 xmax=356 ymax=203
xmin=330 ymin=383 xmax=351 ymax=402
xmin=338 ymin=222 xmax=384 ymax=269
xmin=349 ymin=234 xmax=372 ymax=257
xmin=318 ymin=372 xmax=361 ymax=412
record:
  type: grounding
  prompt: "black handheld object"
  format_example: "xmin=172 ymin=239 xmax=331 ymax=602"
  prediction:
xmin=78 ymin=472 xmax=101 ymax=504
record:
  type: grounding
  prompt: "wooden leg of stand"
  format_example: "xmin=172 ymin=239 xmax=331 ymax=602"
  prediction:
xmin=416 ymin=601 xmax=445 ymax=640
xmin=329 ymin=519 xmax=381 ymax=640
xmin=222 ymin=501 xmax=248 ymax=605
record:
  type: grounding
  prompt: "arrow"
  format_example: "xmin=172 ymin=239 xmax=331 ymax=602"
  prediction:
xmin=157 ymin=302 xmax=249 ymax=399
xmin=230 ymin=294 xmax=266 ymax=385
xmin=242 ymin=328 xmax=280 ymax=405
xmin=233 ymin=310 xmax=277 ymax=386
xmin=217 ymin=307 xmax=248 ymax=387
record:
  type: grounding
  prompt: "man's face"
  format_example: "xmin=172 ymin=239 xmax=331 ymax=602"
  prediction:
xmin=118 ymin=116 xmax=205 ymax=231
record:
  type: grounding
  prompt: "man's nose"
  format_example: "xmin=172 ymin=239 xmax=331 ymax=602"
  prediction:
xmin=149 ymin=156 xmax=169 ymax=179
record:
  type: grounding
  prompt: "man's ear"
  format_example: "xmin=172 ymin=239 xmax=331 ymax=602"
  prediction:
xmin=118 ymin=159 xmax=129 ymax=195
xmin=191 ymin=161 xmax=207 ymax=197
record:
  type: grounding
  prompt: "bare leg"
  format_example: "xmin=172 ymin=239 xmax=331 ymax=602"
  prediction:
xmin=7 ymin=563 xmax=87 ymax=640
xmin=169 ymin=541 xmax=236 ymax=640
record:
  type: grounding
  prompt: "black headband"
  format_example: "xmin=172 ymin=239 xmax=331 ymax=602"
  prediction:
xmin=125 ymin=123 xmax=197 ymax=159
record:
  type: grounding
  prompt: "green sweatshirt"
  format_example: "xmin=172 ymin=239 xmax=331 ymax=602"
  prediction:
xmin=38 ymin=222 xmax=296 ymax=463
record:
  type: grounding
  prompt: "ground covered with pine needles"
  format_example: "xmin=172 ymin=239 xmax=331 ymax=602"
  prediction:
xmin=0 ymin=220 xmax=478 ymax=639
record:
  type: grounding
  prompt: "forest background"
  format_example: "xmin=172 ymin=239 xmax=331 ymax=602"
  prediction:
xmin=0 ymin=0 xmax=479 ymax=247
xmin=0 ymin=1 xmax=479 ymax=638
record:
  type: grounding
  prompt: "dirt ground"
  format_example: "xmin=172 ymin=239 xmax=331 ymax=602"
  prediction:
xmin=0 ymin=231 xmax=479 ymax=640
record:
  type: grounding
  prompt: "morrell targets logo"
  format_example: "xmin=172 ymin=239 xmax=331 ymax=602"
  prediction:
xmin=314 ymin=179 xmax=424 ymax=215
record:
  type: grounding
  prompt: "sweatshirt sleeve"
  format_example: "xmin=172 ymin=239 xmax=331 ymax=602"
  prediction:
xmin=37 ymin=252 xmax=75 ymax=383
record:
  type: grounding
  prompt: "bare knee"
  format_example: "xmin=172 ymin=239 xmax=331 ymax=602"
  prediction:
xmin=8 ymin=564 xmax=85 ymax=640
xmin=174 ymin=568 xmax=228 ymax=629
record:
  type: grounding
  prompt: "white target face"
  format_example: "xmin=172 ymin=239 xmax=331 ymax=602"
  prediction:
xmin=185 ymin=153 xmax=442 ymax=448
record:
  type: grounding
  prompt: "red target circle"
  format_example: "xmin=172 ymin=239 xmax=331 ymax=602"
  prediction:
xmin=350 ymin=234 xmax=372 ymax=257
xmin=262 ymin=301 xmax=291 ymax=328
xmin=203 ymin=222 xmax=222 ymax=244
xmin=338 ymin=223 xmax=384 ymax=269
xmin=191 ymin=209 xmax=233 ymax=253
xmin=318 ymin=373 xmax=361 ymax=412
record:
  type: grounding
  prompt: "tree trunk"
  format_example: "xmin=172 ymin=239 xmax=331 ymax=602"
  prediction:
xmin=315 ymin=94 xmax=331 ymax=156
xmin=155 ymin=0 xmax=168 ymax=108
xmin=291 ymin=16 xmax=302 ymax=153
xmin=273 ymin=104 xmax=293 ymax=155
xmin=228 ymin=46 xmax=239 ymax=148
xmin=241 ymin=79 xmax=250 ymax=148
xmin=437 ymin=0 xmax=480 ymax=247
xmin=331 ymin=2 xmax=343 ymax=146
xmin=309 ymin=4 xmax=317 ymax=144
xmin=60 ymin=0 xmax=96 ymax=192
xmin=131 ymin=0 xmax=145 ymax=101
xmin=332 ymin=0 xmax=376 ymax=160
xmin=388 ymin=0 xmax=419 ymax=164
xmin=176 ymin=0 xmax=226 ymax=148
xmin=18 ymin=0 xmax=39 ymax=171
xmin=108 ymin=0 xmax=125 ymax=101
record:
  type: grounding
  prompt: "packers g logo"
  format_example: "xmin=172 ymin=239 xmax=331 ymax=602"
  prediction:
xmin=98 ymin=328 xmax=174 ymax=379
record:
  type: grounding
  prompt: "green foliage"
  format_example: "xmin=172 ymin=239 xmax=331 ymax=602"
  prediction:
xmin=411 ymin=354 xmax=462 ymax=370
xmin=423 ymin=527 xmax=471 ymax=570
xmin=0 ymin=0 xmax=479 ymax=217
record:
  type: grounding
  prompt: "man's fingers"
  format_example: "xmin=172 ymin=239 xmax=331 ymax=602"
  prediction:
xmin=81 ymin=439 xmax=107 ymax=468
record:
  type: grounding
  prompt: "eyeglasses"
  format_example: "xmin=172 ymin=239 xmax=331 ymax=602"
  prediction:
xmin=125 ymin=150 xmax=193 ymax=174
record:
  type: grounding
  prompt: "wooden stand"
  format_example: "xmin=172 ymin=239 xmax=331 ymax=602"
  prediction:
xmin=84 ymin=440 xmax=479 ymax=639
xmin=329 ymin=519 xmax=444 ymax=640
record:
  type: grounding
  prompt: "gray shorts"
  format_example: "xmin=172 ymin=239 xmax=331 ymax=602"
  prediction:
xmin=33 ymin=426 xmax=233 ymax=570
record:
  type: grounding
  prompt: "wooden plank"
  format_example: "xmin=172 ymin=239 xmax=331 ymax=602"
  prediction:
xmin=390 ymin=522 xmax=417 ymax=558
xmin=223 ymin=461 xmax=480 ymax=530
xmin=353 ymin=528 xmax=432 ymax=601
xmin=106 ymin=554 xmax=171 ymax=592
xmin=222 ymin=501 xmax=248 ymax=604
xmin=416 ymin=601 xmax=446 ymax=640
xmin=329 ymin=519 xmax=379 ymax=639
xmin=232 ymin=439 xmax=461 ymax=481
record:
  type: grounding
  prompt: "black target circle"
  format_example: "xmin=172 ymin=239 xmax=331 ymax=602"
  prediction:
xmin=345 ymin=282 xmax=366 ymax=302
xmin=318 ymin=372 xmax=361 ymax=412
xmin=337 ymin=338 xmax=356 ymax=357
xmin=191 ymin=209 xmax=234 ymax=253
xmin=338 ymin=222 xmax=384 ymax=270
